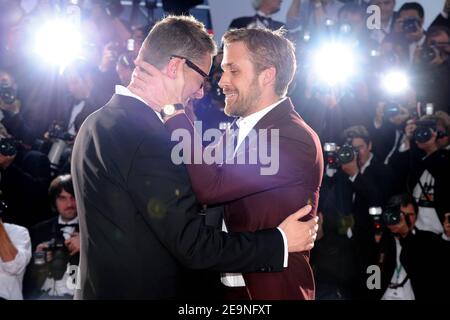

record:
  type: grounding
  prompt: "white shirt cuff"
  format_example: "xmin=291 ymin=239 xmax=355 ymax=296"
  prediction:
xmin=277 ymin=227 xmax=289 ymax=268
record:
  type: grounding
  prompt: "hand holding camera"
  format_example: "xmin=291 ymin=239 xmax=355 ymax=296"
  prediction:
xmin=64 ymin=232 xmax=80 ymax=256
xmin=443 ymin=213 xmax=450 ymax=238
xmin=341 ymin=153 xmax=359 ymax=178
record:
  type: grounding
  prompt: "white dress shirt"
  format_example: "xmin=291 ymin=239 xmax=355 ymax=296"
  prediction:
xmin=0 ymin=223 xmax=32 ymax=300
xmin=221 ymin=98 xmax=289 ymax=287
xmin=381 ymin=237 xmax=415 ymax=300
xmin=115 ymin=85 xmax=163 ymax=122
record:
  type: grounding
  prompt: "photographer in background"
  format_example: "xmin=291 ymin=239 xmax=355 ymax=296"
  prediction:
xmin=392 ymin=2 xmax=426 ymax=64
xmin=323 ymin=125 xmax=393 ymax=298
xmin=413 ymin=26 xmax=450 ymax=114
xmin=0 ymin=200 xmax=32 ymax=300
xmin=0 ymin=70 xmax=35 ymax=144
xmin=39 ymin=60 xmax=100 ymax=175
xmin=373 ymin=194 xmax=449 ymax=300
xmin=24 ymin=175 xmax=79 ymax=300
xmin=390 ymin=112 xmax=450 ymax=235
xmin=0 ymin=133 xmax=51 ymax=229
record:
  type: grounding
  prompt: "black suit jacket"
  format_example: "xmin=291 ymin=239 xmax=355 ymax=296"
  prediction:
xmin=373 ymin=229 xmax=449 ymax=300
xmin=229 ymin=15 xmax=285 ymax=31
xmin=71 ymin=94 xmax=285 ymax=299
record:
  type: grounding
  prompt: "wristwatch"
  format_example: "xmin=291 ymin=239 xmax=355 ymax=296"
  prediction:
xmin=160 ymin=103 xmax=184 ymax=118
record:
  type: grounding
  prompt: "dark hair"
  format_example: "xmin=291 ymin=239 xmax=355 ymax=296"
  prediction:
xmin=399 ymin=2 xmax=424 ymax=19
xmin=343 ymin=125 xmax=371 ymax=145
xmin=386 ymin=193 xmax=418 ymax=214
xmin=49 ymin=175 xmax=74 ymax=209
xmin=338 ymin=3 xmax=365 ymax=19
xmin=426 ymin=25 xmax=450 ymax=40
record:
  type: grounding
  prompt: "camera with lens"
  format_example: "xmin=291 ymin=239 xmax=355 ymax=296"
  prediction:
xmin=369 ymin=206 xmax=403 ymax=229
xmin=420 ymin=45 xmax=439 ymax=64
xmin=0 ymin=138 xmax=18 ymax=157
xmin=382 ymin=207 xmax=402 ymax=226
xmin=0 ymin=81 xmax=17 ymax=105
xmin=323 ymin=142 xmax=357 ymax=168
xmin=402 ymin=17 xmax=420 ymax=34
xmin=413 ymin=119 xmax=447 ymax=143
xmin=383 ymin=102 xmax=401 ymax=118
xmin=47 ymin=123 xmax=74 ymax=173
xmin=368 ymin=207 xmax=383 ymax=234
xmin=46 ymin=232 xmax=70 ymax=280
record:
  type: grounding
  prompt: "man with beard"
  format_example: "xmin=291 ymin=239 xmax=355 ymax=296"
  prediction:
xmin=132 ymin=27 xmax=323 ymax=299
xmin=71 ymin=15 xmax=318 ymax=299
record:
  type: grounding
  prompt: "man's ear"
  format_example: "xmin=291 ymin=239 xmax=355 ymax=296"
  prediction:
xmin=166 ymin=58 xmax=179 ymax=79
xmin=260 ymin=67 xmax=276 ymax=87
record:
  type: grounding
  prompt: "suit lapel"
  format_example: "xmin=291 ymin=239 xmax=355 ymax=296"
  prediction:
xmin=233 ymin=98 xmax=295 ymax=158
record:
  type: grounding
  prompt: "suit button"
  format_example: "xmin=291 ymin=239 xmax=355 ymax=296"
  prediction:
xmin=260 ymin=267 xmax=267 ymax=272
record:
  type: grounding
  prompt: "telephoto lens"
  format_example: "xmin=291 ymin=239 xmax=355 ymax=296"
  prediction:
xmin=0 ymin=81 xmax=16 ymax=105
xmin=382 ymin=209 xmax=401 ymax=226
xmin=337 ymin=144 xmax=355 ymax=164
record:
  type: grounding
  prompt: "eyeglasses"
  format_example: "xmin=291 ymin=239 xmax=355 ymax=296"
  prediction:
xmin=170 ymin=54 xmax=209 ymax=81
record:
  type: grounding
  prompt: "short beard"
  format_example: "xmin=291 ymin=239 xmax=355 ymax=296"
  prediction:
xmin=224 ymin=77 xmax=261 ymax=117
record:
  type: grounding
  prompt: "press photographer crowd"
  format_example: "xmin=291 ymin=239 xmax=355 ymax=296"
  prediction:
xmin=0 ymin=0 xmax=449 ymax=300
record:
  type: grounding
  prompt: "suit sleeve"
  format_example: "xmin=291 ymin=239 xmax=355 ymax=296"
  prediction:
xmin=165 ymin=113 xmax=319 ymax=205
xmin=126 ymin=132 xmax=285 ymax=273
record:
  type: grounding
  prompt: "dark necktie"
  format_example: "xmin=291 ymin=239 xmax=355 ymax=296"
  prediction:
xmin=58 ymin=223 xmax=79 ymax=231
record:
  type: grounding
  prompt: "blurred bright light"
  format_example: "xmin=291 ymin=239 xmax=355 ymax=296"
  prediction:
xmin=313 ymin=42 xmax=357 ymax=86
xmin=34 ymin=19 xmax=82 ymax=70
xmin=382 ymin=70 xmax=409 ymax=94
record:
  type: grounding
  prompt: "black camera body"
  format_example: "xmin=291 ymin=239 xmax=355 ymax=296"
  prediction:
xmin=324 ymin=142 xmax=357 ymax=168
xmin=369 ymin=206 xmax=403 ymax=231
xmin=384 ymin=102 xmax=401 ymax=118
xmin=402 ymin=17 xmax=420 ymax=34
xmin=0 ymin=138 xmax=18 ymax=157
xmin=413 ymin=119 xmax=447 ymax=143
xmin=0 ymin=81 xmax=16 ymax=105
xmin=420 ymin=45 xmax=439 ymax=64
xmin=382 ymin=208 xmax=402 ymax=226
xmin=46 ymin=232 xmax=70 ymax=280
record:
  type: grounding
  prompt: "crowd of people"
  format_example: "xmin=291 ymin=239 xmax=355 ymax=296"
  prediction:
xmin=0 ymin=0 xmax=449 ymax=300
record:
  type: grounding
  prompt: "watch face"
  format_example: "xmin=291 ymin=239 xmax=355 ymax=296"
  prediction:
xmin=163 ymin=104 xmax=175 ymax=116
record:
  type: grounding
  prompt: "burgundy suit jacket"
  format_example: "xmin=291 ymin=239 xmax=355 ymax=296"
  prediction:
xmin=165 ymin=98 xmax=323 ymax=299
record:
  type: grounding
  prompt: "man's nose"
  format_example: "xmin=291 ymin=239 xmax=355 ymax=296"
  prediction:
xmin=219 ymin=70 xmax=231 ymax=88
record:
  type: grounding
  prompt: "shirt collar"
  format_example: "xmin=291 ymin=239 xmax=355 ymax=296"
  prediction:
xmin=236 ymin=97 xmax=286 ymax=130
xmin=58 ymin=216 xmax=79 ymax=225
xmin=360 ymin=152 xmax=374 ymax=174
xmin=115 ymin=85 xmax=163 ymax=122
xmin=256 ymin=10 xmax=272 ymax=18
